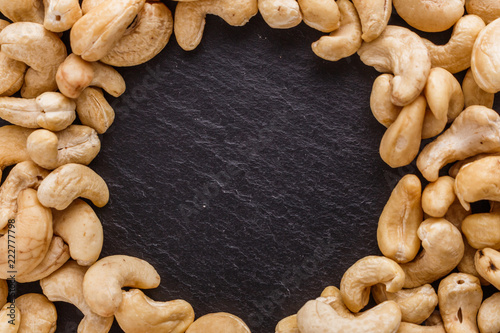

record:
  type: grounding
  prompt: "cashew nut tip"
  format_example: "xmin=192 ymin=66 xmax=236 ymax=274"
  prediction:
xmin=186 ymin=312 xmax=251 ymax=333
xmin=258 ymin=0 xmax=302 ymax=29
xmin=298 ymin=0 xmax=340 ymax=33
xmin=43 ymin=0 xmax=83 ymax=32
xmin=76 ymin=87 xmax=115 ymax=134
xmin=15 ymin=293 xmax=58 ymax=333
xmin=351 ymin=0 xmax=392 ymax=42
xmin=462 ymin=68 xmax=495 ymax=109
xmin=370 ymin=74 xmax=402 ymax=128
xmin=424 ymin=68 xmax=464 ymax=122
xmin=83 ymin=255 xmax=161 ymax=317
xmin=471 ymin=17 xmax=500 ymax=93
xmin=478 ymin=292 xmax=500 ymax=333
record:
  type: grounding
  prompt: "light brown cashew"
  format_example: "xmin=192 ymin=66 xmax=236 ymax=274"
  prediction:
xmin=462 ymin=68 xmax=495 ymax=108
xmin=0 ymin=303 xmax=20 ymax=332
xmin=400 ymin=218 xmax=464 ymax=288
xmin=0 ymin=22 xmax=67 ymax=98
xmin=393 ymin=0 xmax=464 ymax=32
xmin=422 ymin=176 xmax=456 ymax=218
xmin=0 ymin=0 xmax=44 ymax=24
xmin=115 ymin=289 xmax=195 ymax=333
xmin=397 ymin=322 xmax=446 ymax=333
xmin=70 ymin=0 xmax=146 ymax=62
xmin=369 ymin=74 xmax=401 ymax=128
xmin=478 ymin=292 xmax=500 ymax=333
xmin=27 ymin=125 xmax=101 ymax=170
xmin=379 ymin=95 xmax=427 ymax=168
xmin=417 ymin=106 xmax=500 ymax=182
xmin=475 ymin=248 xmax=500 ymax=289
xmin=0 ymin=126 xmax=34 ymax=173
xmin=462 ymin=213 xmax=500 ymax=249
xmin=16 ymin=236 xmax=70 ymax=283
xmin=37 ymin=163 xmax=109 ymax=210
xmin=471 ymin=17 xmax=500 ymax=93
xmin=358 ymin=26 xmax=431 ymax=106
xmin=75 ymin=87 xmax=115 ymax=134
xmin=56 ymin=54 xmax=126 ymax=99
xmin=455 ymin=156 xmax=500 ymax=210
xmin=466 ymin=0 xmax=500 ymax=24
xmin=186 ymin=313 xmax=250 ymax=333
xmin=297 ymin=299 xmax=401 ymax=333
xmin=444 ymin=198 xmax=471 ymax=230
xmin=319 ymin=286 xmax=353 ymax=318
xmin=83 ymin=255 xmax=161 ymax=317
xmin=340 ymin=256 xmax=405 ymax=313
xmin=40 ymin=260 xmax=114 ymax=332
xmin=0 ymin=161 xmax=49 ymax=230
xmin=458 ymin=238 xmax=489 ymax=285
xmin=43 ymin=0 xmax=82 ymax=32
xmin=174 ymin=0 xmax=258 ymax=51
xmin=438 ymin=273 xmax=482 ymax=333
xmin=424 ymin=67 xmax=464 ymax=122
xmin=372 ymin=284 xmax=438 ymax=324
xmin=101 ymin=2 xmax=173 ymax=67
xmin=16 ymin=294 xmax=57 ymax=333
xmin=0 ymin=92 xmax=75 ymax=131
xmin=311 ymin=0 xmax=362 ymax=62
xmin=448 ymin=152 xmax=500 ymax=178
xmin=258 ymin=0 xmax=302 ymax=29
xmin=297 ymin=0 xmax=340 ymax=33
xmin=276 ymin=315 xmax=299 ymax=333
xmin=351 ymin=0 xmax=391 ymax=42
xmin=377 ymin=174 xmax=422 ymax=263
xmin=52 ymin=199 xmax=103 ymax=266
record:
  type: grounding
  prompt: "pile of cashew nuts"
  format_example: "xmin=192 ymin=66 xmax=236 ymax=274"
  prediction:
xmin=0 ymin=0 xmax=498 ymax=332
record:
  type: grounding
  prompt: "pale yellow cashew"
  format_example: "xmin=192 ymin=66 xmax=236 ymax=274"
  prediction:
xmin=297 ymin=0 xmax=340 ymax=33
xmin=477 ymin=292 xmax=500 ymax=333
xmin=475 ymin=248 xmax=500 ymax=289
xmin=424 ymin=67 xmax=464 ymax=122
xmin=258 ymin=0 xmax=302 ymax=29
xmin=462 ymin=68 xmax=495 ymax=108
xmin=75 ymin=87 xmax=115 ymax=134
xmin=448 ymin=152 xmax=500 ymax=178
xmin=393 ymin=0 xmax=464 ymax=32
xmin=471 ymin=17 xmax=500 ymax=93
xmin=351 ymin=0 xmax=391 ymax=42
xmin=422 ymin=106 xmax=448 ymax=140
xmin=466 ymin=0 xmax=500 ymax=24
xmin=16 ymin=294 xmax=57 ymax=333
xmin=0 ymin=0 xmax=44 ymax=24
xmin=421 ymin=176 xmax=456 ymax=218
xmin=369 ymin=74 xmax=401 ymax=128
xmin=0 ymin=126 xmax=34 ymax=176
xmin=43 ymin=0 xmax=82 ymax=32
xmin=462 ymin=213 xmax=500 ymax=249
xmin=0 ymin=303 xmax=20 ymax=333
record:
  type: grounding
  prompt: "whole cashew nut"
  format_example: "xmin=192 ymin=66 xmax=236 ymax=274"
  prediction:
xmin=462 ymin=68 xmax=495 ymax=109
xmin=258 ymin=0 xmax=302 ymax=29
xmin=43 ymin=0 xmax=82 ymax=32
xmin=75 ymin=87 xmax=115 ymax=134
xmin=462 ymin=213 xmax=500 ymax=249
xmin=297 ymin=0 xmax=340 ymax=33
xmin=466 ymin=0 xmax=500 ymax=24
xmin=83 ymin=255 xmax=161 ymax=317
xmin=351 ymin=0 xmax=391 ymax=42
xmin=424 ymin=68 xmax=464 ymax=122
xmin=0 ymin=0 xmax=44 ymax=24
xmin=421 ymin=176 xmax=456 ymax=218
xmin=471 ymin=17 xmax=500 ymax=93
xmin=358 ymin=26 xmax=431 ymax=106
xmin=393 ymin=0 xmax=464 ymax=32
xmin=0 ymin=303 xmax=20 ymax=332
xmin=0 ymin=126 xmax=34 ymax=175
xmin=16 ymin=293 xmax=57 ymax=333
xmin=477 ymin=292 xmax=500 ymax=333
xmin=475 ymin=248 xmax=500 ymax=289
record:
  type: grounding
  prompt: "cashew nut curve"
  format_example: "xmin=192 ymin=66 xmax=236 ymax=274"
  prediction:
xmin=424 ymin=67 xmax=464 ymax=122
xmin=297 ymin=0 xmax=340 ymax=33
xmin=370 ymin=74 xmax=401 ymax=128
xmin=75 ymin=87 xmax=115 ymax=134
xmin=471 ymin=17 xmax=500 ymax=93
xmin=393 ymin=0 xmax=464 ymax=32
xmin=351 ymin=0 xmax=391 ymax=42
xmin=421 ymin=176 xmax=456 ymax=218
xmin=478 ymin=292 xmax=500 ymax=333
xmin=466 ymin=0 xmax=500 ymax=24
xmin=463 ymin=68 xmax=495 ymax=108
xmin=43 ymin=0 xmax=82 ymax=32
xmin=258 ymin=0 xmax=302 ymax=29
xmin=16 ymin=293 xmax=57 ymax=333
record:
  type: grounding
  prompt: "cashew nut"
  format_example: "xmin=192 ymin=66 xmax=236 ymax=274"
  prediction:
xmin=477 ymin=292 xmax=500 ymax=333
xmin=370 ymin=74 xmax=401 ymax=128
xmin=397 ymin=322 xmax=446 ymax=333
xmin=0 ymin=0 xmax=44 ymax=24
xmin=462 ymin=213 xmax=500 ymax=249
xmin=0 ymin=303 xmax=20 ymax=333
xmin=16 ymin=293 xmax=57 ymax=333
xmin=83 ymin=255 xmax=161 ymax=317
xmin=358 ymin=26 xmax=431 ymax=106
xmin=400 ymin=218 xmax=464 ymax=288
xmin=115 ymin=289 xmax=195 ymax=333
xmin=297 ymin=0 xmax=340 ymax=32
xmin=424 ymin=67 xmax=464 ymax=122
xmin=27 ymin=125 xmax=101 ymax=170
xmin=311 ymin=0 xmax=362 ymax=62
xmin=448 ymin=152 xmax=500 ymax=178
xmin=475 ymin=248 xmax=500 ymax=289
xmin=466 ymin=0 xmax=500 ymax=24
xmin=0 ymin=50 xmax=27 ymax=97
xmin=0 ymin=126 xmax=34 ymax=174
xmin=421 ymin=176 xmax=456 ymax=218
xmin=0 ymin=22 xmax=67 ymax=98
xmin=351 ymin=0 xmax=391 ymax=42
xmin=425 ymin=310 xmax=443 ymax=326
xmin=458 ymin=238 xmax=489 ymax=285
xmin=258 ymin=0 xmax=302 ymax=29
xmin=52 ymin=199 xmax=103 ymax=266
xmin=462 ymin=68 xmax=495 ymax=108
xmin=40 ymin=260 xmax=114 ymax=332
xmin=43 ymin=0 xmax=82 ymax=32
xmin=186 ymin=313 xmax=250 ymax=333
xmin=276 ymin=315 xmax=299 ymax=333
xmin=37 ymin=163 xmax=109 ymax=210
xmin=174 ymin=0 xmax=258 ymax=51
xmin=471 ymin=17 xmax=500 ymax=93
xmin=444 ymin=198 xmax=471 ymax=230
xmin=377 ymin=174 xmax=422 ymax=263
xmin=438 ymin=273 xmax=482 ymax=333
xmin=56 ymin=54 xmax=126 ymax=99
xmin=379 ymin=95 xmax=427 ymax=168
xmin=319 ymin=286 xmax=353 ymax=318
xmin=417 ymin=106 xmax=500 ymax=182
xmin=393 ymin=0 xmax=464 ymax=32
xmin=340 ymin=256 xmax=405 ymax=313
xmin=75 ymin=87 xmax=115 ymax=134
xmin=372 ymin=283 xmax=438 ymax=324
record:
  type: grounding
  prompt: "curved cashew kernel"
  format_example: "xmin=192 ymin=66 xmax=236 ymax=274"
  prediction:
xmin=478 ymin=292 xmax=500 ymax=333
xmin=186 ymin=313 xmax=250 ymax=333
xmin=297 ymin=299 xmax=401 ymax=333
xmin=0 ymin=161 xmax=49 ymax=230
xmin=52 ymin=199 xmax=103 ymax=266
xmin=463 ymin=68 xmax=494 ymax=108
xmin=449 ymin=152 xmax=500 ymax=178
xmin=101 ymin=2 xmax=173 ymax=67
xmin=444 ymin=198 xmax=471 ymax=230
xmin=393 ymin=0 xmax=464 ymax=33
xmin=377 ymin=174 xmax=422 ymax=263
xmin=76 ymin=87 xmax=115 ymax=134
xmin=0 ymin=22 xmax=67 ymax=99
xmin=471 ymin=17 xmax=500 ymax=93
xmin=0 ymin=0 xmax=44 ymax=24
xmin=462 ymin=213 xmax=500 ymax=249
xmin=351 ymin=0 xmax=391 ymax=42
xmin=358 ymin=26 xmax=431 ymax=106
xmin=41 ymin=260 xmax=113 ymax=332
xmin=0 ymin=303 xmax=20 ymax=332
xmin=417 ymin=106 xmax=500 ymax=182
xmin=70 ymin=0 xmax=146 ymax=62
xmin=397 ymin=322 xmax=446 ymax=333
xmin=0 ymin=53 xmax=27 ymax=97
xmin=475 ymin=248 xmax=500 ymax=289
xmin=369 ymin=74 xmax=401 ymax=128
xmin=276 ymin=315 xmax=299 ymax=333
xmin=0 ymin=92 xmax=75 ymax=131
xmin=37 ymin=163 xmax=109 ymax=210
xmin=83 ymin=255 xmax=161 ymax=317
xmin=400 ymin=218 xmax=464 ymax=288
xmin=422 ymin=176 xmax=456 ymax=218
xmin=311 ymin=0 xmax=362 ymax=62
xmin=458 ymin=238 xmax=490 ymax=285
xmin=320 ymin=286 xmax=354 ymax=318
xmin=424 ymin=68 xmax=464 ymax=122
xmin=16 ymin=293 xmax=57 ymax=333
xmin=16 ymin=236 xmax=69 ymax=283
xmin=258 ymin=0 xmax=302 ymax=29
xmin=0 ymin=126 xmax=34 ymax=172
xmin=174 ymin=0 xmax=258 ymax=51
xmin=438 ymin=273 xmax=482 ymax=333
xmin=115 ymin=289 xmax=195 ymax=333
xmin=27 ymin=125 xmax=101 ymax=170
xmin=56 ymin=54 xmax=126 ymax=99
xmin=43 ymin=0 xmax=82 ymax=32
xmin=379 ymin=95 xmax=427 ymax=168
xmin=466 ymin=0 xmax=500 ymax=24
xmin=340 ymin=256 xmax=405 ymax=313
xmin=297 ymin=0 xmax=340 ymax=33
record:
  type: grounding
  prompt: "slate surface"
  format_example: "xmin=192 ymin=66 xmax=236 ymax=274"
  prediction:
xmin=9 ymin=3 xmax=500 ymax=333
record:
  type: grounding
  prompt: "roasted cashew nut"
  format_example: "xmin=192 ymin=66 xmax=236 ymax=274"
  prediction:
xmin=462 ymin=213 xmax=500 ymax=250
xmin=471 ymin=17 xmax=500 ymax=93
xmin=0 ymin=303 xmax=20 ymax=332
xmin=462 ymin=68 xmax=495 ymax=108
xmin=83 ymin=255 xmax=161 ymax=317
xmin=297 ymin=0 xmax=340 ymax=33
xmin=466 ymin=0 xmax=500 ymax=24
xmin=75 ymin=87 xmax=115 ymax=134
xmin=351 ymin=0 xmax=391 ymax=42
xmin=0 ymin=126 xmax=34 ymax=176
xmin=393 ymin=0 xmax=464 ymax=32
xmin=258 ymin=0 xmax=302 ymax=29
xmin=478 ymin=292 xmax=500 ymax=333
xmin=421 ymin=176 xmax=456 ymax=218
xmin=0 ymin=0 xmax=44 ymax=24
xmin=370 ymin=74 xmax=401 ymax=128
xmin=16 ymin=293 xmax=57 ymax=333
xmin=43 ymin=0 xmax=82 ymax=32
xmin=475 ymin=248 xmax=500 ymax=289
xmin=424 ymin=68 xmax=464 ymax=122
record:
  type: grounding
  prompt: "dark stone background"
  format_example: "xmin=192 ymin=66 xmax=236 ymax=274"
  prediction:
xmin=5 ymin=3 xmax=499 ymax=332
